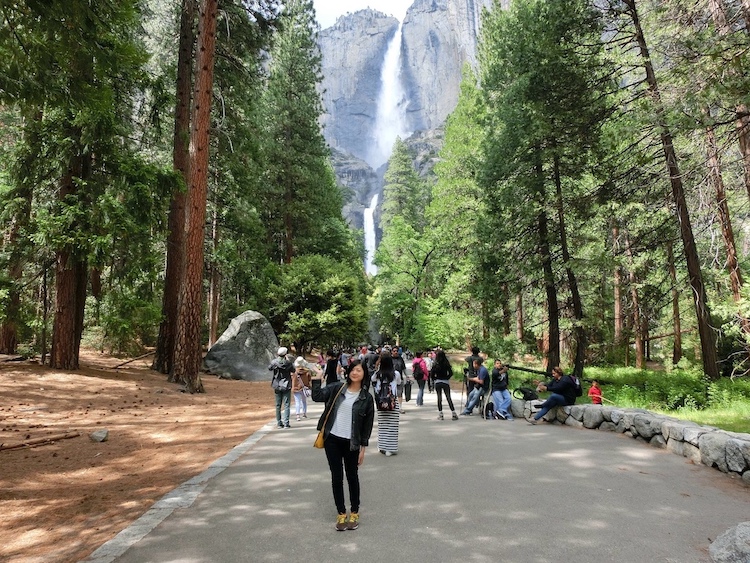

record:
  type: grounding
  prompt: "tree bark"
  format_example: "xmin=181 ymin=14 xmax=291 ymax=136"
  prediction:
xmin=612 ymin=223 xmax=624 ymax=347
xmin=515 ymin=293 xmax=524 ymax=342
xmin=153 ymin=0 xmax=196 ymax=375
xmin=624 ymin=231 xmax=644 ymax=369
xmin=624 ymin=0 xmax=719 ymax=379
xmin=171 ymin=0 xmax=219 ymax=394
xmin=553 ymin=153 xmax=585 ymax=378
xmin=666 ymin=241 xmax=682 ymax=364
xmin=208 ymin=207 xmax=221 ymax=348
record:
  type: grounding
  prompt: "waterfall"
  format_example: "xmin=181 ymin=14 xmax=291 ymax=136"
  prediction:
xmin=364 ymin=193 xmax=379 ymax=275
xmin=363 ymin=22 xmax=410 ymax=275
xmin=368 ymin=23 xmax=410 ymax=170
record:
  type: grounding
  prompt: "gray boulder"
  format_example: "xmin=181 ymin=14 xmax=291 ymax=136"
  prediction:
xmin=726 ymin=439 xmax=750 ymax=474
xmin=583 ymin=406 xmax=605 ymax=429
xmin=700 ymin=432 xmax=731 ymax=473
xmin=709 ymin=521 xmax=750 ymax=563
xmin=203 ymin=311 xmax=279 ymax=381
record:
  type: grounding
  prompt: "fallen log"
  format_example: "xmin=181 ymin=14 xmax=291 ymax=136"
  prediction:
xmin=114 ymin=350 xmax=155 ymax=369
xmin=0 ymin=431 xmax=80 ymax=451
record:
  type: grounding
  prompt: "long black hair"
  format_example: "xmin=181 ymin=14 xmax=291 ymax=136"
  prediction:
xmin=377 ymin=353 xmax=396 ymax=383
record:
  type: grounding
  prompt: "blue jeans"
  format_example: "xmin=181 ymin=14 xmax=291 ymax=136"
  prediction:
xmin=534 ymin=393 xmax=567 ymax=420
xmin=275 ymin=390 xmax=291 ymax=425
xmin=491 ymin=389 xmax=513 ymax=419
xmin=462 ymin=387 xmax=484 ymax=414
xmin=416 ymin=380 xmax=426 ymax=405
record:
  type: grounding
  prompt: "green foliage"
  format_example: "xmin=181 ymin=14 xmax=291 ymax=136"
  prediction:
xmin=268 ymin=255 xmax=368 ymax=351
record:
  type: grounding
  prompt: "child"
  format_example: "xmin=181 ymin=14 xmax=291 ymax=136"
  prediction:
xmin=588 ymin=380 xmax=602 ymax=405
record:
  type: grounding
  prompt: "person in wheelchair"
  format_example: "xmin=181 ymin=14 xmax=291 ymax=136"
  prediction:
xmin=461 ymin=357 xmax=489 ymax=415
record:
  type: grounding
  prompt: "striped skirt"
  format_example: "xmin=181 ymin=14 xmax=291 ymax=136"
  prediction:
xmin=377 ymin=403 xmax=400 ymax=453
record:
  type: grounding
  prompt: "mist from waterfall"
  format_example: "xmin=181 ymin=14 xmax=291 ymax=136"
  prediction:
xmin=364 ymin=193 xmax=379 ymax=276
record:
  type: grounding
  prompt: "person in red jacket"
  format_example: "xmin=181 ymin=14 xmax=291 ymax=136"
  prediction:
xmin=411 ymin=351 xmax=429 ymax=406
xmin=588 ymin=380 xmax=603 ymax=405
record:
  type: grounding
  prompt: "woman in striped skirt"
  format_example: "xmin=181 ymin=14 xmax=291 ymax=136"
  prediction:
xmin=372 ymin=352 xmax=401 ymax=456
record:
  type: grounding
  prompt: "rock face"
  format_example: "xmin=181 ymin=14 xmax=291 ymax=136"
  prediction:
xmin=319 ymin=10 xmax=399 ymax=165
xmin=319 ymin=1 xmax=493 ymax=229
xmin=203 ymin=311 xmax=278 ymax=381
xmin=709 ymin=522 xmax=750 ymax=563
xmin=401 ymin=0 xmax=493 ymax=132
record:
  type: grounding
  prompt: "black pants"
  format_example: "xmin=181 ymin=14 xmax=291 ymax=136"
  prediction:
xmin=435 ymin=382 xmax=455 ymax=412
xmin=324 ymin=434 xmax=360 ymax=514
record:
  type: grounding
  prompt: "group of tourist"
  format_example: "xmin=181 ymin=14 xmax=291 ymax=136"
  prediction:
xmin=269 ymin=342 xmax=595 ymax=532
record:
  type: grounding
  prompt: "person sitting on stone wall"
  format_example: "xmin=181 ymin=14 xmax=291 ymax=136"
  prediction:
xmin=528 ymin=366 xmax=576 ymax=425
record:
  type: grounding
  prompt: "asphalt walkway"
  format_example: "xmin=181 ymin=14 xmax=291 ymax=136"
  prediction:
xmin=83 ymin=389 xmax=750 ymax=563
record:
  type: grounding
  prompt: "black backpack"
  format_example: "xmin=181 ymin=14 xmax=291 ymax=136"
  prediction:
xmin=570 ymin=375 xmax=583 ymax=397
xmin=483 ymin=401 xmax=494 ymax=420
xmin=412 ymin=361 xmax=424 ymax=380
xmin=513 ymin=387 xmax=538 ymax=401
xmin=376 ymin=380 xmax=396 ymax=411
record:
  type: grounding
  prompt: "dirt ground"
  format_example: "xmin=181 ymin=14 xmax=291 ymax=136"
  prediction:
xmin=0 ymin=350 xmax=277 ymax=563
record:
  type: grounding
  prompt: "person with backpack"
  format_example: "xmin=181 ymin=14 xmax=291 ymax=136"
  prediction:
xmin=268 ymin=347 xmax=294 ymax=428
xmin=528 ymin=366 xmax=577 ymax=424
xmin=431 ymin=349 xmax=458 ymax=420
xmin=490 ymin=359 xmax=513 ymax=420
xmin=390 ymin=346 xmax=408 ymax=410
xmin=371 ymin=352 xmax=401 ymax=456
xmin=311 ymin=359 xmax=374 ymax=531
xmin=411 ymin=351 xmax=429 ymax=406
xmin=461 ymin=357 xmax=490 ymax=415
xmin=323 ymin=349 xmax=340 ymax=386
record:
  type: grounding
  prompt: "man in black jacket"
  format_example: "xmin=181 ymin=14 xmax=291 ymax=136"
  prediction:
xmin=528 ymin=366 xmax=576 ymax=424
xmin=269 ymin=347 xmax=294 ymax=428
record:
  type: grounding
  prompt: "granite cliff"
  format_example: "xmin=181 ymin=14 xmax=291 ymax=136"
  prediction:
xmin=319 ymin=0 xmax=496 ymax=231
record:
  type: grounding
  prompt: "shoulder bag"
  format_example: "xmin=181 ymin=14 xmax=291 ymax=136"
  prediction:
xmin=313 ymin=384 xmax=346 ymax=448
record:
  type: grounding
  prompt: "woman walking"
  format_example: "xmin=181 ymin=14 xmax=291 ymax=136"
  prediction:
xmin=431 ymin=349 xmax=458 ymax=420
xmin=412 ymin=351 xmax=429 ymax=406
xmin=311 ymin=359 xmax=374 ymax=531
xmin=292 ymin=357 xmax=311 ymax=421
xmin=372 ymin=353 xmax=401 ymax=456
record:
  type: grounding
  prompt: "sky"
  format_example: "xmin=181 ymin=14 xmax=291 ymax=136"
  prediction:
xmin=312 ymin=0 xmax=412 ymax=29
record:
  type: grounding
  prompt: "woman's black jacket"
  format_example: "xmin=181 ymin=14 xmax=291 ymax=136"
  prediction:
xmin=311 ymin=380 xmax=374 ymax=451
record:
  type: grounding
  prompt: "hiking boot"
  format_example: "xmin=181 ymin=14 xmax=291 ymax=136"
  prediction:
xmin=347 ymin=512 xmax=359 ymax=530
xmin=437 ymin=412 xmax=444 ymax=420
xmin=451 ymin=411 xmax=459 ymax=420
xmin=283 ymin=423 xmax=291 ymax=428
xmin=277 ymin=422 xmax=284 ymax=428
xmin=335 ymin=514 xmax=348 ymax=531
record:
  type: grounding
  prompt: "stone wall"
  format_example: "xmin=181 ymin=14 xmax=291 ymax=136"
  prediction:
xmin=509 ymin=400 xmax=750 ymax=486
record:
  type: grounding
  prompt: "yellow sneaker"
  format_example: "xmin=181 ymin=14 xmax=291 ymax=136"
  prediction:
xmin=347 ymin=512 xmax=359 ymax=530
xmin=335 ymin=513 xmax=348 ymax=531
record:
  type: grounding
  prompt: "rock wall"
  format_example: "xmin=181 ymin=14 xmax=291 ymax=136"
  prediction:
xmin=319 ymin=10 xmax=398 ymax=165
xmin=509 ymin=400 xmax=750 ymax=486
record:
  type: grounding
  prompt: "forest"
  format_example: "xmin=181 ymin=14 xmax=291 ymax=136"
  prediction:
xmin=0 ymin=0 xmax=749 ymax=394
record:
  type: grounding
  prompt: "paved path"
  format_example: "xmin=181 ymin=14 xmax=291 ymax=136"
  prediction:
xmin=84 ymin=390 xmax=750 ymax=563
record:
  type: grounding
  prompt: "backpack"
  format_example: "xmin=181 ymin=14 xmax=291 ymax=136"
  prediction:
xmin=570 ymin=375 xmax=583 ymax=397
xmin=412 ymin=361 xmax=424 ymax=381
xmin=376 ymin=380 xmax=396 ymax=411
xmin=483 ymin=401 xmax=494 ymax=420
xmin=513 ymin=387 xmax=538 ymax=401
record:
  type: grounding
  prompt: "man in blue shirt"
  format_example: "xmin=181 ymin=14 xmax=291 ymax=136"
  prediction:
xmin=461 ymin=357 xmax=489 ymax=415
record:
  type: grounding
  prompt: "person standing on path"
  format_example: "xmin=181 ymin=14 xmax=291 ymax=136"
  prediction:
xmin=412 ymin=351 xmax=429 ymax=406
xmin=372 ymin=353 xmax=401 ymax=456
xmin=311 ymin=359 xmax=374 ymax=531
xmin=490 ymin=360 xmax=513 ymax=420
xmin=292 ymin=357 xmax=312 ymax=422
xmin=323 ymin=349 xmax=339 ymax=386
xmin=268 ymin=347 xmax=294 ymax=428
xmin=431 ymin=349 xmax=458 ymax=420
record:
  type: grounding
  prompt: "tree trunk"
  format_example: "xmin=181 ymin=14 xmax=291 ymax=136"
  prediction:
xmin=515 ymin=293 xmax=524 ymax=342
xmin=208 ymin=207 xmax=221 ymax=348
xmin=666 ymin=241 xmax=682 ymax=364
xmin=171 ymin=0 xmax=219 ymax=394
xmin=153 ymin=0 xmax=196 ymax=375
xmin=539 ymin=212 xmax=559 ymax=371
xmin=553 ymin=154 xmax=585 ymax=378
xmin=624 ymin=0 xmax=719 ymax=379
xmin=612 ymin=223 xmax=624 ymax=346
xmin=625 ymin=231 xmax=644 ymax=369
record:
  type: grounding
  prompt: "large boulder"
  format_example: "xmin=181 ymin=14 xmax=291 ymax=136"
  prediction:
xmin=709 ymin=522 xmax=750 ymax=563
xmin=203 ymin=311 xmax=279 ymax=381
